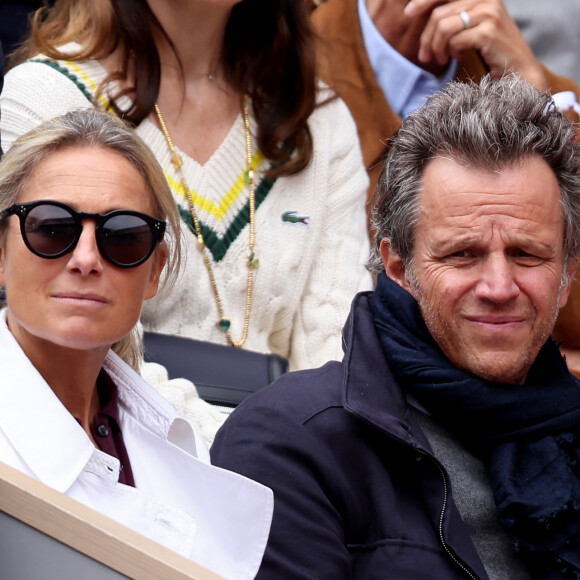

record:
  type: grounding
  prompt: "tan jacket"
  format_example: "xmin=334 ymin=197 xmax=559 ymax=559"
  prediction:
xmin=312 ymin=0 xmax=580 ymax=348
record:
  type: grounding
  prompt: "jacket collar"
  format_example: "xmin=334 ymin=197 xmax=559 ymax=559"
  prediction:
xmin=341 ymin=292 xmax=429 ymax=450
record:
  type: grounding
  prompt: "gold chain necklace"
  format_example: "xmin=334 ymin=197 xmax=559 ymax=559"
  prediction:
xmin=154 ymin=98 xmax=258 ymax=348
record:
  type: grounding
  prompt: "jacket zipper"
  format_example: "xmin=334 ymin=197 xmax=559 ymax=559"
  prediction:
xmin=419 ymin=449 xmax=480 ymax=580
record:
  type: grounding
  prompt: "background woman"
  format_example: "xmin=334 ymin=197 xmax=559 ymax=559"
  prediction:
xmin=1 ymin=0 xmax=372 ymax=377
xmin=0 ymin=108 xmax=272 ymax=580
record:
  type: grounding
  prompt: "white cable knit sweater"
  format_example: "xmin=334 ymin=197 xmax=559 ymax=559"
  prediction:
xmin=1 ymin=54 xmax=373 ymax=440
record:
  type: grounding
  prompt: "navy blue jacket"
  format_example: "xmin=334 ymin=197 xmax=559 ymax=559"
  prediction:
xmin=212 ymin=292 xmax=489 ymax=579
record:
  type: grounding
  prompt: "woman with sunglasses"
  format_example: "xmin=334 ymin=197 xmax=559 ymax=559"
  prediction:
xmin=0 ymin=108 xmax=272 ymax=580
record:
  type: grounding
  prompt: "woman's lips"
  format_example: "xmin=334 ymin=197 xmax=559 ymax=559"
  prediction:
xmin=51 ymin=292 xmax=109 ymax=305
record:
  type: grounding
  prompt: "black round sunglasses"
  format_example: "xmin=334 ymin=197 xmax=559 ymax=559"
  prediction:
xmin=0 ymin=200 xmax=166 ymax=268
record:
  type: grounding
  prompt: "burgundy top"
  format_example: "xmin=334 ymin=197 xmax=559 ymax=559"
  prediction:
xmin=76 ymin=370 xmax=136 ymax=487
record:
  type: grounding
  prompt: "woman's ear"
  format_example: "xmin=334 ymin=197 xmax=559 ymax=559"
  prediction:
xmin=0 ymin=241 xmax=5 ymax=287
xmin=144 ymin=244 xmax=168 ymax=300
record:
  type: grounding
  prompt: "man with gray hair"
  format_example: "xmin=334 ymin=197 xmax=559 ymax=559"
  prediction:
xmin=212 ymin=75 xmax=580 ymax=579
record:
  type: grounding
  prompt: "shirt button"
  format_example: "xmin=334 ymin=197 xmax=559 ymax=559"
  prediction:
xmin=97 ymin=424 xmax=110 ymax=437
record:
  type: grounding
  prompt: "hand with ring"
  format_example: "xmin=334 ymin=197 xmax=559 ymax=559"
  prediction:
xmin=403 ymin=0 xmax=548 ymax=90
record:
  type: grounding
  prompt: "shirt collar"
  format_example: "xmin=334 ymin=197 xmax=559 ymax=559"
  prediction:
xmin=0 ymin=309 xmax=94 ymax=491
xmin=0 ymin=309 xmax=203 ymax=491
xmin=103 ymin=351 xmax=203 ymax=459
xmin=358 ymin=0 xmax=457 ymax=118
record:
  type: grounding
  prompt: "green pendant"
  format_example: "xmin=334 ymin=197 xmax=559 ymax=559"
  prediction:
xmin=218 ymin=318 xmax=231 ymax=331
xmin=247 ymin=252 xmax=260 ymax=269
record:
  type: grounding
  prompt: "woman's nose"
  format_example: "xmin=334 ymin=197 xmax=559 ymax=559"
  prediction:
xmin=65 ymin=221 xmax=104 ymax=275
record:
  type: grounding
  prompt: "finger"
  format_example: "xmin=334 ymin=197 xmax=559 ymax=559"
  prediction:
xmin=418 ymin=2 xmax=481 ymax=64
xmin=417 ymin=4 xmax=471 ymax=64
xmin=429 ymin=10 xmax=475 ymax=65
xmin=458 ymin=10 xmax=472 ymax=30
xmin=404 ymin=0 xmax=449 ymax=18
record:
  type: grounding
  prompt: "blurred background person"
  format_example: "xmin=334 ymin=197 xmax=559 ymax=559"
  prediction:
xmin=0 ymin=108 xmax=272 ymax=580
xmin=312 ymin=0 xmax=580 ymax=198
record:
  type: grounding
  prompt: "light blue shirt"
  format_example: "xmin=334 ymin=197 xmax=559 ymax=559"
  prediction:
xmin=358 ymin=0 xmax=457 ymax=118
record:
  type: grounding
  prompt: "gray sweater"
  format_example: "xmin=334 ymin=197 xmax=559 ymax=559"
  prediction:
xmin=411 ymin=406 xmax=532 ymax=579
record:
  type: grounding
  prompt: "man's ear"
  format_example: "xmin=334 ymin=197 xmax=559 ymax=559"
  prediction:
xmin=380 ymin=238 xmax=411 ymax=292
xmin=559 ymin=258 xmax=579 ymax=309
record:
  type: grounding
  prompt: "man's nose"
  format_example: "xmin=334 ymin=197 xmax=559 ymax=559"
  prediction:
xmin=474 ymin=253 xmax=520 ymax=303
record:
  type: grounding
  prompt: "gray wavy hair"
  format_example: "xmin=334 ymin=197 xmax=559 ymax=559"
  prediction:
xmin=368 ymin=74 xmax=580 ymax=273
xmin=0 ymin=108 xmax=182 ymax=369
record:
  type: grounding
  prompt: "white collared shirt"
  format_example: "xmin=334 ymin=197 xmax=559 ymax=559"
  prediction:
xmin=0 ymin=310 xmax=273 ymax=580
xmin=358 ymin=0 xmax=457 ymax=118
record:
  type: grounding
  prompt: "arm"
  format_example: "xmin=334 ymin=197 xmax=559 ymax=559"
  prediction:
xmin=211 ymin=386 xmax=352 ymax=579
xmin=289 ymin=96 xmax=373 ymax=370
xmin=402 ymin=1 xmax=580 ymax=136
xmin=404 ymin=0 xmax=550 ymax=90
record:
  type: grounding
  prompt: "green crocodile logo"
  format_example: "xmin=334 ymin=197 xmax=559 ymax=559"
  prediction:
xmin=282 ymin=211 xmax=309 ymax=225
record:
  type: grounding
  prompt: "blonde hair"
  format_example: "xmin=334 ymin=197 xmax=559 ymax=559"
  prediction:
xmin=0 ymin=108 xmax=182 ymax=369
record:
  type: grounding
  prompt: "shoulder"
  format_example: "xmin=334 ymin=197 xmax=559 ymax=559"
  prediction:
xmin=312 ymin=0 xmax=358 ymax=37
xmin=238 ymin=361 xmax=344 ymax=422
xmin=211 ymin=361 xmax=362 ymax=507
xmin=6 ymin=45 xmax=106 ymax=95
xmin=4 ymin=59 xmax=88 ymax=99
xmin=2 ymin=47 xmax=112 ymax=119
xmin=1 ymin=56 xmax=105 ymax=151
xmin=212 ymin=361 xmax=352 ymax=457
xmin=311 ymin=82 xmax=358 ymax=132
xmin=306 ymin=82 xmax=367 ymax=181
